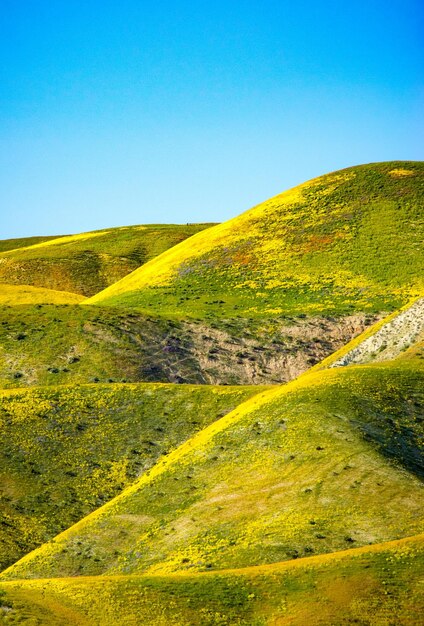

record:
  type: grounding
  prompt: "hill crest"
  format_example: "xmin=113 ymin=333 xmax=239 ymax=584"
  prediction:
xmin=84 ymin=161 xmax=424 ymax=319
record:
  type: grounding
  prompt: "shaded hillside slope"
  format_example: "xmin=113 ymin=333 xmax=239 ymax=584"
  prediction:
xmin=0 ymin=303 xmax=379 ymax=388
xmin=0 ymin=382 xmax=259 ymax=571
xmin=86 ymin=162 xmax=424 ymax=318
xmin=0 ymin=223 xmax=215 ymax=297
xmin=1 ymin=534 xmax=422 ymax=625
xmin=4 ymin=356 xmax=423 ymax=580
xmin=396 ymin=338 xmax=424 ymax=362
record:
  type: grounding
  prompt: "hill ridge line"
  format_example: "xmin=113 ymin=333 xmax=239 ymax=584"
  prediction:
xmin=0 ymin=230 xmax=110 ymax=257
xmin=83 ymin=180 xmax=312 ymax=303
xmin=1 ymin=532 xmax=422 ymax=584
xmin=82 ymin=161 xmax=424 ymax=314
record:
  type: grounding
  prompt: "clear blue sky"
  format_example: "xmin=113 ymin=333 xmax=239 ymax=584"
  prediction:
xmin=1 ymin=0 xmax=423 ymax=238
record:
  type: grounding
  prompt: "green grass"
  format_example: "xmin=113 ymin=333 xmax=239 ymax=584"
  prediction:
xmin=0 ymin=223 xmax=215 ymax=297
xmin=0 ymin=304 xmax=203 ymax=389
xmin=396 ymin=339 xmax=424 ymax=362
xmin=3 ymin=356 xmax=422 ymax=580
xmin=0 ymin=382 xmax=260 ymax=571
xmin=0 ymin=534 xmax=422 ymax=625
xmin=0 ymin=235 xmax=60 ymax=254
xmin=86 ymin=161 xmax=424 ymax=319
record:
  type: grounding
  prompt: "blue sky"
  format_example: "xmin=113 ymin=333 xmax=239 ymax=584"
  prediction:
xmin=1 ymin=0 xmax=423 ymax=238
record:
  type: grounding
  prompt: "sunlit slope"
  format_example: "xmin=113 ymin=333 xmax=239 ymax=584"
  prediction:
xmin=0 ymin=382 xmax=259 ymax=571
xmin=396 ymin=338 xmax=424 ymax=362
xmin=0 ymin=284 xmax=85 ymax=305
xmin=1 ymin=535 xmax=422 ymax=625
xmin=86 ymin=162 xmax=424 ymax=318
xmin=0 ymin=223 xmax=215 ymax=297
xmin=4 ymin=357 xmax=423 ymax=580
xmin=0 ymin=235 xmax=59 ymax=254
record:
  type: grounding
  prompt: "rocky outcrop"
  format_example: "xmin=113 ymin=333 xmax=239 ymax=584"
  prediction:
xmin=331 ymin=298 xmax=424 ymax=367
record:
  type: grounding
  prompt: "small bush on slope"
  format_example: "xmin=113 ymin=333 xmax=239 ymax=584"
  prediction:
xmin=86 ymin=162 xmax=424 ymax=318
xmin=3 ymin=358 xmax=422 ymax=580
xmin=0 ymin=383 xmax=259 ymax=571
xmin=0 ymin=223 xmax=215 ymax=297
xmin=0 ymin=534 xmax=422 ymax=625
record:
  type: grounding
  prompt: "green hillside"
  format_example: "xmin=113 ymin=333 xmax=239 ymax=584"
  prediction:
xmin=86 ymin=162 xmax=424 ymax=319
xmin=0 ymin=223 xmax=215 ymax=297
xmin=4 ymin=355 xmax=422 ymax=580
xmin=0 ymin=534 xmax=422 ymax=625
xmin=0 ymin=284 xmax=85 ymax=306
xmin=0 ymin=382 xmax=259 ymax=570
xmin=0 ymin=304 xmax=197 ymax=389
xmin=0 ymin=235 xmax=59 ymax=254
xmin=0 ymin=163 xmax=422 ymax=622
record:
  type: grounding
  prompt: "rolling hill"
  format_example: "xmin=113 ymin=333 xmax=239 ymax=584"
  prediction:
xmin=0 ymin=223 xmax=215 ymax=297
xmin=0 ymin=382 xmax=259 ymax=570
xmin=3 ymin=350 xmax=422 ymax=581
xmin=0 ymin=533 xmax=422 ymax=625
xmin=0 ymin=161 xmax=423 ymax=624
xmin=0 ymin=235 xmax=59 ymax=254
xmin=0 ymin=284 xmax=85 ymax=306
xmin=85 ymin=162 xmax=424 ymax=319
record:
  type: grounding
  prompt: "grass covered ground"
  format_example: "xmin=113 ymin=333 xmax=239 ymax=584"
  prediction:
xmin=3 ymin=355 xmax=422 ymax=581
xmin=0 ymin=223 xmax=215 ymax=297
xmin=0 ymin=285 xmax=85 ymax=306
xmin=0 ymin=304 xmax=204 ymax=389
xmin=0 ymin=382 xmax=260 ymax=571
xmin=0 ymin=235 xmax=59 ymax=254
xmin=0 ymin=533 xmax=422 ymax=625
xmin=86 ymin=162 xmax=424 ymax=319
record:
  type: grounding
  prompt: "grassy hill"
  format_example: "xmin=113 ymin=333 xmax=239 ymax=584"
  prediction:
xmin=0 ymin=223 xmax=215 ymax=297
xmin=0 ymin=235 xmax=59 ymax=254
xmin=85 ymin=162 xmax=424 ymax=319
xmin=0 ymin=304 xmax=200 ymax=389
xmin=0 ymin=533 xmax=422 ymax=625
xmin=0 ymin=163 xmax=422 ymax=622
xmin=0 ymin=284 xmax=85 ymax=306
xmin=0 ymin=382 xmax=259 ymax=570
xmin=3 ymin=353 xmax=422 ymax=581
